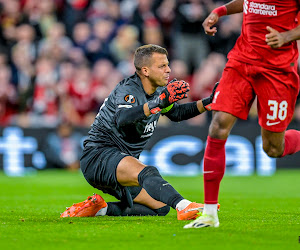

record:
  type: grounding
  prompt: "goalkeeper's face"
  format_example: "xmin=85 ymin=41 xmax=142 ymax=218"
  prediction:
xmin=148 ymin=53 xmax=171 ymax=87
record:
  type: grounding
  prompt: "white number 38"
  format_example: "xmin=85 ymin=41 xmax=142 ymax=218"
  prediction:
xmin=267 ymin=100 xmax=288 ymax=121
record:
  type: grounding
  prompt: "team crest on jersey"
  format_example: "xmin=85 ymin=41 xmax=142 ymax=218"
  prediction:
xmin=124 ymin=94 xmax=136 ymax=104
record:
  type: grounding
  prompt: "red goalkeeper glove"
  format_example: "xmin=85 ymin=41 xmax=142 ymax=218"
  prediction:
xmin=148 ymin=79 xmax=190 ymax=114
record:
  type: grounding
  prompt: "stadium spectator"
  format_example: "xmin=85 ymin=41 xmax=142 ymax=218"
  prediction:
xmin=72 ymin=22 xmax=94 ymax=61
xmin=0 ymin=0 xmax=256 ymax=128
xmin=130 ymin=0 xmax=160 ymax=44
xmin=14 ymin=24 xmax=37 ymax=61
xmin=115 ymin=49 xmax=136 ymax=77
xmin=0 ymin=65 xmax=18 ymax=126
xmin=171 ymin=0 xmax=211 ymax=73
xmin=57 ymin=59 xmax=76 ymax=86
xmin=109 ymin=24 xmax=140 ymax=65
xmin=10 ymin=41 xmax=35 ymax=124
xmin=60 ymin=44 xmax=218 ymax=219
xmin=31 ymin=57 xmax=60 ymax=127
xmin=86 ymin=0 xmax=127 ymax=30
xmin=43 ymin=121 xmax=83 ymax=171
xmin=185 ymin=0 xmax=300 ymax=229
xmin=60 ymin=64 xmax=100 ymax=127
xmin=209 ymin=11 xmax=243 ymax=55
xmin=143 ymin=21 xmax=164 ymax=46
xmin=92 ymin=59 xmax=124 ymax=104
xmin=0 ymin=51 xmax=8 ymax=68
xmin=88 ymin=18 xmax=115 ymax=63
xmin=191 ymin=52 xmax=226 ymax=103
xmin=22 ymin=0 xmax=57 ymax=40
xmin=0 ymin=0 xmax=23 ymax=51
xmin=38 ymin=22 xmax=72 ymax=62
xmin=190 ymin=52 xmax=226 ymax=125
xmin=61 ymin=0 xmax=91 ymax=37
xmin=169 ymin=59 xmax=192 ymax=83
xmin=153 ymin=0 xmax=176 ymax=49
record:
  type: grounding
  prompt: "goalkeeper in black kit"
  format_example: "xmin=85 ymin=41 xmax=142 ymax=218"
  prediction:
xmin=60 ymin=44 xmax=218 ymax=220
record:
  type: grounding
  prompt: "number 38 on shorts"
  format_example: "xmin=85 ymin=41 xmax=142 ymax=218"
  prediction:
xmin=264 ymin=100 xmax=289 ymax=130
xmin=267 ymin=100 xmax=288 ymax=121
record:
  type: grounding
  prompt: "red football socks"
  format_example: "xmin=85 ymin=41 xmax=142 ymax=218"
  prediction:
xmin=281 ymin=129 xmax=300 ymax=157
xmin=203 ymin=136 xmax=227 ymax=204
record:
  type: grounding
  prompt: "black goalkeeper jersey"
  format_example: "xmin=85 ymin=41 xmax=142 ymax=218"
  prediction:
xmin=84 ymin=73 xmax=161 ymax=158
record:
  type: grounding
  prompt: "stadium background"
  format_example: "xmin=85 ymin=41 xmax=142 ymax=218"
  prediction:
xmin=0 ymin=0 xmax=300 ymax=176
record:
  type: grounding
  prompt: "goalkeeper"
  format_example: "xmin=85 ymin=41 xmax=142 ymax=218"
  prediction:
xmin=61 ymin=44 xmax=218 ymax=220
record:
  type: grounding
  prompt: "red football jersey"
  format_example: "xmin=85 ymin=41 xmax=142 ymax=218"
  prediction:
xmin=228 ymin=0 xmax=300 ymax=70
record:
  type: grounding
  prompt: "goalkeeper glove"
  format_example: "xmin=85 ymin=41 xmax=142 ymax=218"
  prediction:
xmin=148 ymin=79 xmax=190 ymax=114
xmin=202 ymin=82 xmax=219 ymax=111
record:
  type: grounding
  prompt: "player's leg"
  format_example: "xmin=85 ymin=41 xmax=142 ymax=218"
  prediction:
xmin=261 ymin=128 xmax=285 ymax=157
xmin=205 ymin=111 xmax=237 ymax=199
xmin=116 ymin=156 xmax=204 ymax=219
xmin=261 ymin=128 xmax=300 ymax=157
xmin=281 ymin=130 xmax=300 ymax=156
xmin=60 ymin=189 xmax=164 ymax=218
xmin=104 ymin=202 xmax=170 ymax=216
xmin=184 ymin=111 xmax=237 ymax=228
xmin=96 ymin=186 xmax=204 ymax=219
xmin=257 ymin=64 xmax=300 ymax=158
xmin=185 ymin=60 xmax=255 ymax=228
xmin=61 ymin=146 xmax=128 ymax=218
xmin=133 ymin=188 xmax=205 ymax=220
xmin=62 ymin=145 xmax=202 ymax=219
xmin=184 ymin=112 xmax=236 ymax=229
xmin=202 ymin=111 xmax=236 ymax=226
xmin=97 ymin=188 xmax=170 ymax=216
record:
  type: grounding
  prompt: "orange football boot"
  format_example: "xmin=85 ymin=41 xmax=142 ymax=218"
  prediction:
xmin=60 ymin=193 xmax=107 ymax=218
xmin=177 ymin=203 xmax=221 ymax=220
xmin=177 ymin=202 xmax=204 ymax=220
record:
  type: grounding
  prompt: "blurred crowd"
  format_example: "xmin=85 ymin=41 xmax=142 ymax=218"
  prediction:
xmin=0 ymin=0 xmax=299 ymax=129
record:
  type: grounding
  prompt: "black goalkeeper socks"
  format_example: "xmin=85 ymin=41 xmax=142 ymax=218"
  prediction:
xmin=137 ymin=166 xmax=184 ymax=209
xmin=106 ymin=202 xmax=170 ymax=216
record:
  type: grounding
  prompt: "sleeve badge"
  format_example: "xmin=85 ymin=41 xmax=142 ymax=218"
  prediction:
xmin=124 ymin=94 xmax=136 ymax=104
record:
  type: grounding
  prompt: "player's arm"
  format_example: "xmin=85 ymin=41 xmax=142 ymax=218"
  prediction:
xmin=163 ymin=82 xmax=219 ymax=122
xmin=116 ymin=80 xmax=189 ymax=127
xmin=161 ymin=102 xmax=202 ymax=122
xmin=116 ymin=105 xmax=147 ymax=128
xmin=203 ymin=0 xmax=244 ymax=36
xmin=265 ymin=25 xmax=300 ymax=49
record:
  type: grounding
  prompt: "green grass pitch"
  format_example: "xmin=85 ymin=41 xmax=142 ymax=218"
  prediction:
xmin=0 ymin=169 xmax=300 ymax=250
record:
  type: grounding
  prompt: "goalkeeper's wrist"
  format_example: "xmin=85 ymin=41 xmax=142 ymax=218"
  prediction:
xmin=147 ymin=101 xmax=161 ymax=114
xmin=212 ymin=5 xmax=227 ymax=17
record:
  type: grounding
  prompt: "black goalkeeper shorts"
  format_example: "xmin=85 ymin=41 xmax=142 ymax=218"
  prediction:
xmin=80 ymin=145 xmax=142 ymax=207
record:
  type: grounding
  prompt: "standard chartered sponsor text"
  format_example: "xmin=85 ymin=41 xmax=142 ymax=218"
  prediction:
xmin=248 ymin=2 xmax=277 ymax=16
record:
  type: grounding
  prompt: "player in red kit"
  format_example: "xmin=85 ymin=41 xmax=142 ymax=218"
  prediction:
xmin=185 ymin=0 xmax=300 ymax=228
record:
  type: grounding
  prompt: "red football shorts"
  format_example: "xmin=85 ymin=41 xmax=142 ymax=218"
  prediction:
xmin=211 ymin=59 xmax=299 ymax=132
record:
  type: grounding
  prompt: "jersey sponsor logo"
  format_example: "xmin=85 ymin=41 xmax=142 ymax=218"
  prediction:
xmin=142 ymin=120 xmax=157 ymax=138
xmin=124 ymin=94 xmax=136 ymax=104
xmin=266 ymin=120 xmax=280 ymax=126
xmin=244 ymin=0 xmax=277 ymax=16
